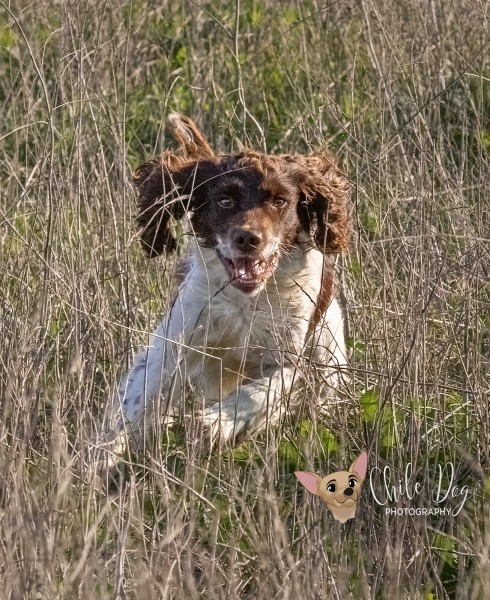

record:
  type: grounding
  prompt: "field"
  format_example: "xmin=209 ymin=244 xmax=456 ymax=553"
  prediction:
xmin=0 ymin=0 xmax=489 ymax=598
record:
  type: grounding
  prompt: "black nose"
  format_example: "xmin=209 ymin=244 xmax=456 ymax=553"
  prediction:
xmin=232 ymin=228 xmax=262 ymax=251
xmin=343 ymin=488 xmax=354 ymax=496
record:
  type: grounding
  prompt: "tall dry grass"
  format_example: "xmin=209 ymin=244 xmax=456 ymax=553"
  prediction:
xmin=0 ymin=0 xmax=489 ymax=598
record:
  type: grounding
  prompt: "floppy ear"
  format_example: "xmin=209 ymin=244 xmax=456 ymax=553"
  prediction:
xmin=349 ymin=451 xmax=368 ymax=481
xmin=133 ymin=155 xmax=193 ymax=257
xmin=295 ymin=153 xmax=351 ymax=254
xmin=133 ymin=115 xmax=215 ymax=257
xmin=295 ymin=471 xmax=321 ymax=495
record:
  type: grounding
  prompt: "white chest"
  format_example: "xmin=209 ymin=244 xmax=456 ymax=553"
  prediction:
xmin=175 ymin=247 xmax=323 ymax=399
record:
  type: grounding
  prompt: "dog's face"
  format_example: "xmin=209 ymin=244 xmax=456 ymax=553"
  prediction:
xmin=133 ymin=115 xmax=351 ymax=293
xmin=317 ymin=468 xmax=363 ymax=509
xmin=295 ymin=452 xmax=368 ymax=523
xmin=186 ymin=160 xmax=306 ymax=293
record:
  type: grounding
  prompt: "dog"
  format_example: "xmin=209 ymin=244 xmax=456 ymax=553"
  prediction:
xmin=105 ymin=113 xmax=351 ymax=458
xmin=295 ymin=452 xmax=368 ymax=523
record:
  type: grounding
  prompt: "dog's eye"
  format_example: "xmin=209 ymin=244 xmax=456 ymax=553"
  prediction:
xmin=272 ymin=197 xmax=287 ymax=208
xmin=218 ymin=197 xmax=234 ymax=208
xmin=327 ymin=483 xmax=336 ymax=493
xmin=349 ymin=478 xmax=357 ymax=488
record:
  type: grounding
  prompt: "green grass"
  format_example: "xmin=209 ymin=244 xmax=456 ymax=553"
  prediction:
xmin=0 ymin=0 xmax=489 ymax=598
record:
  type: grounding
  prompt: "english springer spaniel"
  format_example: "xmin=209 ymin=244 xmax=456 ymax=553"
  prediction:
xmin=107 ymin=114 xmax=351 ymax=457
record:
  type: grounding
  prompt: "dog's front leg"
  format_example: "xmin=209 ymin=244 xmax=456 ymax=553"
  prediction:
xmin=99 ymin=295 xmax=192 ymax=464
xmin=200 ymin=365 xmax=297 ymax=446
xmin=97 ymin=323 xmax=175 ymax=463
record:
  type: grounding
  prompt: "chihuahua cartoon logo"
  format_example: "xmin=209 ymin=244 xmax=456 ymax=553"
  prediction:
xmin=295 ymin=452 xmax=368 ymax=523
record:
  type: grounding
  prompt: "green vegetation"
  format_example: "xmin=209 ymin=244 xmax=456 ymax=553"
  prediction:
xmin=0 ymin=0 xmax=488 ymax=598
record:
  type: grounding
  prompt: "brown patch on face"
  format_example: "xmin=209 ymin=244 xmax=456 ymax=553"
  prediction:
xmin=261 ymin=174 xmax=297 ymax=201
xmin=260 ymin=175 xmax=302 ymax=248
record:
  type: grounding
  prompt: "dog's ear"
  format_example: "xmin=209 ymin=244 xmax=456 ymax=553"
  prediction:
xmin=134 ymin=115 xmax=216 ymax=257
xmin=350 ymin=451 xmax=368 ymax=481
xmin=133 ymin=156 xmax=187 ymax=257
xmin=295 ymin=471 xmax=322 ymax=495
xmin=134 ymin=152 xmax=221 ymax=258
xmin=294 ymin=153 xmax=351 ymax=254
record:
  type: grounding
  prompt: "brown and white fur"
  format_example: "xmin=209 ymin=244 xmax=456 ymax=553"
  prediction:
xmin=106 ymin=114 xmax=350 ymax=457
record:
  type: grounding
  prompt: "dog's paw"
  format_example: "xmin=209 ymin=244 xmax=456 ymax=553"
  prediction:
xmin=197 ymin=406 xmax=247 ymax=448
xmin=197 ymin=400 xmax=263 ymax=449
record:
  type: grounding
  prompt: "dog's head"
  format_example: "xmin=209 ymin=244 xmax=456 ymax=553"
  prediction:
xmin=134 ymin=114 xmax=350 ymax=294
xmin=295 ymin=452 xmax=368 ymax=523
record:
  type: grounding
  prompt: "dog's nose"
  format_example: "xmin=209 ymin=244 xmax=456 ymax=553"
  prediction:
xmin=232 ymin=228 xmax=263 ymax=251
xmin=343 ymin=488 xmax=354 ymax=496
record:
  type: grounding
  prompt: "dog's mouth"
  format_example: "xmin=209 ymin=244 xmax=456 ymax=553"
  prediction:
xmin=329 ymin=494 xmax=358 ymax=508
xmin=217 ymin=250 xmax=279 ymax=293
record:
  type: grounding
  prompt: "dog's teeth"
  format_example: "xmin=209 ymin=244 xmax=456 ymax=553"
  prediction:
xmin=217 ymin=250 xmax=280 ymax=292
